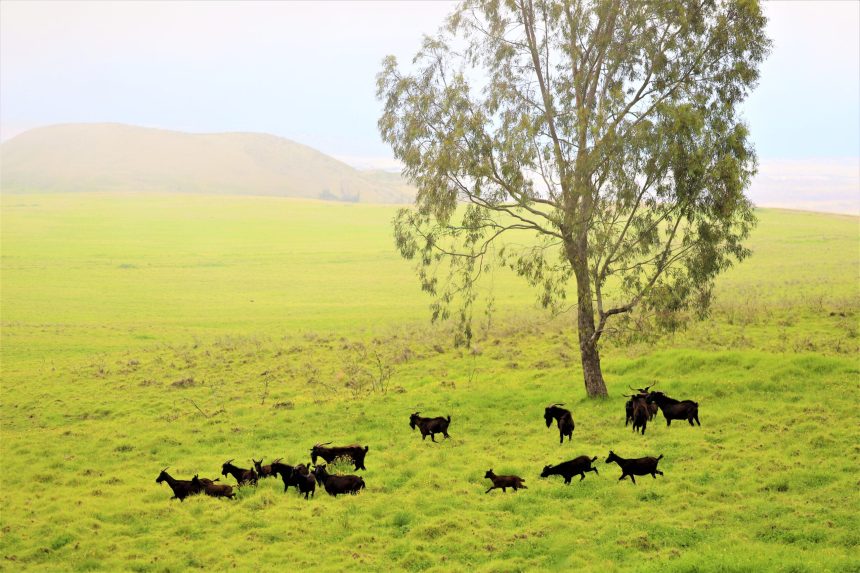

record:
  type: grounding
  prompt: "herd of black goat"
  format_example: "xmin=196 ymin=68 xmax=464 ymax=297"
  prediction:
xmin=155 ymin=386 xmax=699 ymax=501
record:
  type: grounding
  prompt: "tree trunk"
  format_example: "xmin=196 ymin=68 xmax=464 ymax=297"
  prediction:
xmin=578 ymin=320 xmax=607 ymax=397
xmin=568 ymin=237 xmax=609 ymax=398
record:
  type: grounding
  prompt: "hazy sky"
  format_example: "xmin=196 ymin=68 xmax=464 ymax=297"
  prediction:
xmin=1 ymin=1 xmax=858 ymax=212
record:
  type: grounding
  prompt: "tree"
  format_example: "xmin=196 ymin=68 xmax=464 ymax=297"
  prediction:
xmin=377 ymin=0 xmax=770 ymax=397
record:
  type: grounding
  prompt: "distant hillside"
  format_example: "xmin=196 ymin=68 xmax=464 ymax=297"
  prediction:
xmin=0 ymin=123 xmax=415 ymax=204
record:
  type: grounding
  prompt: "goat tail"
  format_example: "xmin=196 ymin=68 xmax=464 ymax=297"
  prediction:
xmin=591 ymin=456 xmax=598 ymax=463
xmin=657 ymin=454 xmax=664 ymax=461
xmin=447 ymin=415 xmax=451 ymax=423
xmin=364 ymin=445 xmax=370 ymax=452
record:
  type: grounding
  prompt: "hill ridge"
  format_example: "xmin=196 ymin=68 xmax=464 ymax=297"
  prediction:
xmin=0 ymin=123 xmax=414 ymax=204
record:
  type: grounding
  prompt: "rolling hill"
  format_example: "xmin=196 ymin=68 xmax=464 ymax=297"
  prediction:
xmin=0 ymin=123 xmax=415 ymax=203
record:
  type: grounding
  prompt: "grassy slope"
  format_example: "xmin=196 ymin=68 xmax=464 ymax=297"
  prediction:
xmin=0 ymin=124 xmax=415 ymax=203
xmin=1 ymin=194 xmax=858 ymax=572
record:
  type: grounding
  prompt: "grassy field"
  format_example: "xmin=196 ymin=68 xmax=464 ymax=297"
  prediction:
xmin=1 ymin=193 xmax=858 ymax=572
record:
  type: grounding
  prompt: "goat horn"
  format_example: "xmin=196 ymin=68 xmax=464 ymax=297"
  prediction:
xmin=161 ymin=466 xmax=169 ymax=473
xmin=225 ymin=459 xmax=233 ymax=464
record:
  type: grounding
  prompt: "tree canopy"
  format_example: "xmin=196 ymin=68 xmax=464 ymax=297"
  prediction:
xmin=378 ymin=0 xmax=771 ymax=396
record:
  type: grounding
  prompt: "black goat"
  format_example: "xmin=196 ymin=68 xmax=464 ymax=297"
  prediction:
xmin=484 ymin=469 xmax=527 ymax=493
xmin=647 ymin=391 xmax=700 ymax=426
xmin=270 ymin=461 xmax=297 ymax=492
xmin=625 ymin=384 xmax=658 ymax=425
xmin=292 ymin=469 xmax=316 ymax=500
xmin=191 ymin=475 xmax=235 ymax=499
xmin=221 ymin=459 xmax=258 ymax=486
xmin=252 ymin=457 xmax=282 ymax=479
xmin=605 ymin=451 xmax=664 ymax=484
xmin=540 ymin=456 xmax=599 ymax=484
xmin=155 ymin=468 xmax=198 ymax=501
xmin=312 ymin=464 xmax=365 ymax=496
xmin=271 ymin=462 xmax=314 ymax=497
xmin=409 ymin=412 xmax=452 ymax=442
xmin=310 ymin=443 xmax=369 ymax=471
xmin=623 ymin=394 xmax=650 ymax=435
xmin=544 ymin=403 xmax=574 ymax=443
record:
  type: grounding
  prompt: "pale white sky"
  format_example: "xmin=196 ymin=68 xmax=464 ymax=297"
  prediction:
xmin=1 ymin=0 xmax=858 ymax=213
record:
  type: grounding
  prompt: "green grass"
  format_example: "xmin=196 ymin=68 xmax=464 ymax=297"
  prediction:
xmin=1 ymin=193 xmax=859 ymax=572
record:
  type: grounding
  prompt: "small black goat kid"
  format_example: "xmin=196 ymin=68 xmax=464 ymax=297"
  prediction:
xmin=252 ymin=457 xmax=282 ymax=479
xmin=484 ymin=469 xmax=527 ymax=493
xmin=647 ymin=391 xmax=700 ymax=427
xmin=605 ymin=451 xmax=664 ymax=484
xmin=540 ymin=456 xmax=599 ymax=484
xmin=191 ymin=475 xmax=236 ymax=499
xmin=544 ymin=403 xmax=575 ymax=443
xmin=409 ymin=412 xmax=451 ymax=442
xmin=221 ymin=459 xmax=259 ymax=486
xmin=310 ymin=443 xmax=369 ymax=471
xmin=312 ymin=464 xmax=365 ymax=496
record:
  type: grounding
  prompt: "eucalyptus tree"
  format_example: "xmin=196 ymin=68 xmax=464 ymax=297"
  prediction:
xmin=377 ymin=0 xmax=770 ymax=397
